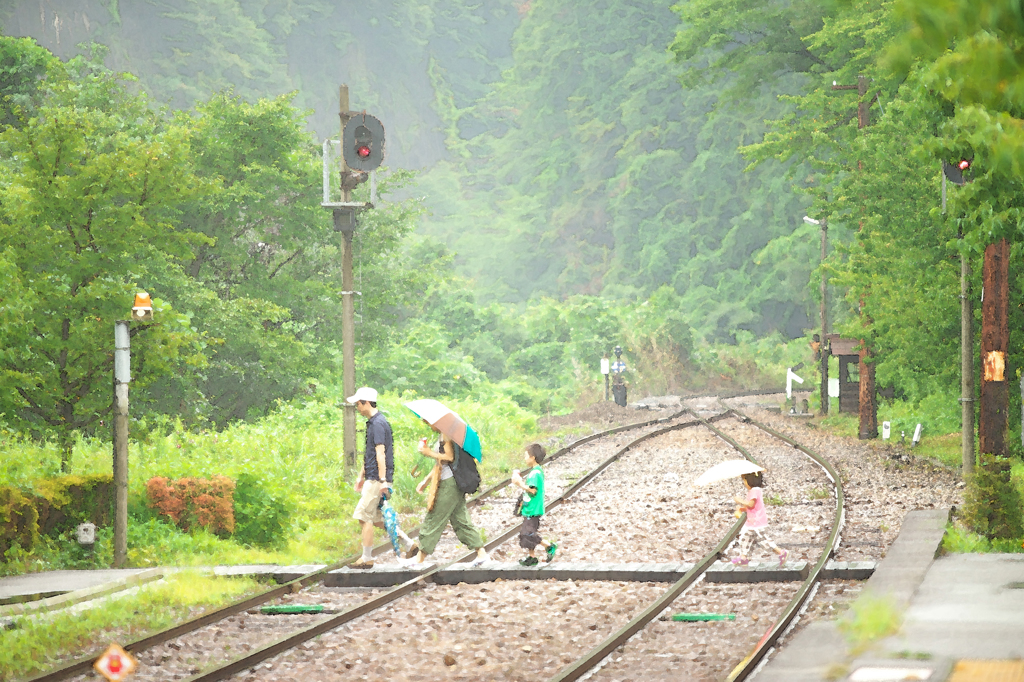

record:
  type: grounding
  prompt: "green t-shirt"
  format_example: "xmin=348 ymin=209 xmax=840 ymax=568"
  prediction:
xmin=521 ymin=466 xmax=544 ymax=517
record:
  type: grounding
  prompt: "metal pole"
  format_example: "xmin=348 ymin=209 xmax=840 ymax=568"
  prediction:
xmin=113 ymin=321 xmax=130 ymax=568
xmin=962 ymin=242 xmax=974 ymax=472
xmin=819 ymin=218 xmax=829 ymax=415
xmin=338 ymin=85 xmax=357 ymax=473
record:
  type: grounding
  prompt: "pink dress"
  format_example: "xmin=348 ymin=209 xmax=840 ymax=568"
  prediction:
xmin=744 ymin=487 xmax=768 ymax=529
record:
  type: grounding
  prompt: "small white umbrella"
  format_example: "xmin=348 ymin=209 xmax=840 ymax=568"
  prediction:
xmin=694 ymin=460 xmax=765 ymax=487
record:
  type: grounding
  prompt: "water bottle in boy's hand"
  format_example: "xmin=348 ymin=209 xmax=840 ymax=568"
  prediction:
xmin=420 ymin=437 xmax=428 ymax=449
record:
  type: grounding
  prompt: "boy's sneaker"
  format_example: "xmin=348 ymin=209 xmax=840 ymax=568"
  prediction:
xmin=730 ymin=556 xmax=749 ymax=566
xmin=545 ymin=543 xmax=558 ymax=563
xmin=519 ymin=556 xmax=539 ymax=567
xmin=778 ymin=550 xmax=788 ymax=567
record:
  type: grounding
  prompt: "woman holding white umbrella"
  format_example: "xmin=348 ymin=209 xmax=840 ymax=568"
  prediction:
xmin=405 ymin=399 xmax=489 ymax=566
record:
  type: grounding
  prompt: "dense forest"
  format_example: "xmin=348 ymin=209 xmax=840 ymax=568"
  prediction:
xmin=1 ymin=0 xmax=818 ymax=340
xmin=3 ymin=0 xmax=1024 ymax=459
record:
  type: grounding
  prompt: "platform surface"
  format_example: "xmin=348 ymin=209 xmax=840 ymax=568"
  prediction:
xmin=756 ymin=508 xmax=1024 ymax=682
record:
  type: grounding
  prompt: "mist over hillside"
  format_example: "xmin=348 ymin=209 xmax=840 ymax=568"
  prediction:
xmin=2 ymin=0 xmax=817 ymax=340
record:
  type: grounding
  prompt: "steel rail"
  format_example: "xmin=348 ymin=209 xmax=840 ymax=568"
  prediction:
xmin=177 ymin=409 xmax=732 ymax=682
xmin=723 ymin=408 xmax=845 ymax=682
xmin=548 ymin=516 xmax=745 ymax=682
xmin=543 ymin=406 xmax=844 ymax=682
xmin=22 ymin=408 xmax=696 ymax=682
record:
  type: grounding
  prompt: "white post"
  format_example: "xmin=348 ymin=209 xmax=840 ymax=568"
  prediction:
xmin=113 ymin=321 xmax=130 ymax=568
xmin=786 ymin=367 xmax=804 ymax=399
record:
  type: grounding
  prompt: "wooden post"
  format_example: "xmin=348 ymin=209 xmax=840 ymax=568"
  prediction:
xmin=338 ymin=85 xmax=357 ymax=473
xmin=979 ymin=238 xmax=1009 ymax=457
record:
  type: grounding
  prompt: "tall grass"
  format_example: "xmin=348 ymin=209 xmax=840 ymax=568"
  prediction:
xmin=1 ymin=390 xmax=539 ymax=568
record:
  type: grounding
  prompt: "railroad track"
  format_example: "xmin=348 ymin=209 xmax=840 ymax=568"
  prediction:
xmin=26 ymin=403 xmax=696 ymax=682
xmin=546 ymin=405 xmax=845 ymax=682
xmin=26 ymin=393 xmax=846 ymax=682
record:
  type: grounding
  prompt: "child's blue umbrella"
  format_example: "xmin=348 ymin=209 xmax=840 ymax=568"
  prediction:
xmin=403 ymin=399 xmax=482 ymax=462
xmin=694 ymin=460 xmax=765 ymax=486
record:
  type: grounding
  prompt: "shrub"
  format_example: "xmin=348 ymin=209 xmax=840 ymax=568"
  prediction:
xmin=33 ymin=474 xmax=113 ymax=536
xmin=232 ymin=473 xmax=293 ymax=549
xmin=961 ymin=454 xmax=1024 ymax=541
xmin=0 ymin=486 xmax=38 ymax=558
xmin=145 ymin=476 xmax=235 ymax=536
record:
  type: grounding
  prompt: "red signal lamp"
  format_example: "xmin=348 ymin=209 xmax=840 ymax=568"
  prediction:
xmin=356 ymin=145 xmax=371 ymax=158
xmin=958 ymin=159 xmax=971 ymax=170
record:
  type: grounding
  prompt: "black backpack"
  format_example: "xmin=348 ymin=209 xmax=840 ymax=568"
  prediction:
xmin=449 ymin=441 xmax=481 ymax=495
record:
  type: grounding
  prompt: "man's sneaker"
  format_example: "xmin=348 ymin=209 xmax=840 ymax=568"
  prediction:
xmin=545 ymin=543 xmax=558 ymax=563
xmin=519 ymin=556 xmax=539 ymax=567
xmin=351 ymin=556 xmax=375 ymax=569
xmin=778 ymin=550 xmax=788 ymax=567
xmin=404 ymin=543 xmax=420 ymax=560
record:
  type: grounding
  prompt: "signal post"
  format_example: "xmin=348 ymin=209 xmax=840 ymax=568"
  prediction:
xmin=325 ymin=85 xmax=385 ymax=472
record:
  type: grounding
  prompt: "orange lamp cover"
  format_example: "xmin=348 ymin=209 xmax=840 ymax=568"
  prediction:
xmin=133 ymin=292 xmax=152 ymax=309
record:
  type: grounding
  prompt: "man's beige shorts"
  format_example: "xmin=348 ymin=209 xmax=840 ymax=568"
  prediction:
xmin=353 ymin=480 xmax=384 ymax=524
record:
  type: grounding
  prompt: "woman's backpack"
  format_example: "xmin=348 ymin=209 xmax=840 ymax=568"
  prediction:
xmin=449 ymin=441 xmax=481 ymax=495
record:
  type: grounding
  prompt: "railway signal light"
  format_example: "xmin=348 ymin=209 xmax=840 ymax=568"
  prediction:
xmin=342 ymin=114 xmax=385 ymax=171
xmin=943 ymin=157 xmax=973 ymax=185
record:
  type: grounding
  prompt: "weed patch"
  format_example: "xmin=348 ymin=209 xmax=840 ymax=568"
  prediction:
xmin=837 ymin=593 xmax=903 ymax=651
xmin=0 ymin=571 xmax=260 ymax=680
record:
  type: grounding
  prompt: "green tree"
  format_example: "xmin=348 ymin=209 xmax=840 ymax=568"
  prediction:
xmin=0 ymin=47 xmax=205 ymax=469
xmin=0 ymin=36 xmax=58 ymax=128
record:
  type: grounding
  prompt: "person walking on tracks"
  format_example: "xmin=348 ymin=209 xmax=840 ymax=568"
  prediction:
xmin=349 ymin=387 xmax=415 ymax=568
xmin=408 ymin=423 xmax=489 ymax=566
xmin=511 ymin=443 xmax=556 ymax=566
xmin=731 ymin=471 xmax=787 ymax=567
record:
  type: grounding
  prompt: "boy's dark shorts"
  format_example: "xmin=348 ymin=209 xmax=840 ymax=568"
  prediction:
xmin=519 ymin=516 xmax=542 ymax=549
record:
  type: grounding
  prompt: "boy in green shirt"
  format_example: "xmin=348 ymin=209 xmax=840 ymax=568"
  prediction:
xmin=511 ymin=443 xmax=557 ymax=566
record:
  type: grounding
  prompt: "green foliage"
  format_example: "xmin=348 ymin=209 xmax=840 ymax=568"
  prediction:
xmin=670 ymin=0 xmax=825 ymax=99
xmin=0 ymin=36 xmax=58 ymax=128
xmin=232 ymin=473 xmax=293 ymax=549
xmin=0 ymin=485 xmax=38 ymax=559
xmin=34 ymin=473 xmax=114 ymax=536
xmin=961 ymin=454 xmax=1024 ymax=541
xmin=0 ymin=44 xmax=207 ymax=468
xmin=0 ymin=571 xmax=259 ymax=680
xmin=837 ymin=593 xmax=903 ymax=648
xmin=943 ymin=522 xmax=1024 ymax=554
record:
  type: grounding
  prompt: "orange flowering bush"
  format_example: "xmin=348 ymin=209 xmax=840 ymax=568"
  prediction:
xmin=145 ymin=476 xmax=235 ymax=536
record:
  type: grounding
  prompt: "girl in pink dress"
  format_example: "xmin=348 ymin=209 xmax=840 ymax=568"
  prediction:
xmin=732 ymin=472 xmax=787 ymax=567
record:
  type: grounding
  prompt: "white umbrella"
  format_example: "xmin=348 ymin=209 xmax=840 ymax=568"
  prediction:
xmin=404 ymin=399 xmax=482 ymax=461
xmin=694 ymin=460 xmax=765 ymax=486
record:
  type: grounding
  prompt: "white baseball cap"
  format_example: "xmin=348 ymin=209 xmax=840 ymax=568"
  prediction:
xmin=347 ymin=387 xmax=378 ymax=404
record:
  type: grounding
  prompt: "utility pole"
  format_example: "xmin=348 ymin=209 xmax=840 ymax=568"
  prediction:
xmin=112 ymin=293 xmax=153 ymax=568
xmin=833 ymin=75 xmax=877 ymax=439
xmin=962 ymin=240 xmax=974 ymax=472
xmin=979 ymin=238 xmax=1009 ymax=458
xmin=820 ymin=218 xmax=828 ymax=415
xmin=337 ymin=85 xmax=358 ymax=473
xmin=944 ymin=160 xmax=976 ymax=473
xmin=112 ymin=321 xmax=130 ymax=568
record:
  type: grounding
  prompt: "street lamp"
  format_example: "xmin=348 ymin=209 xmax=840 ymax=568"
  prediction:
xmin=805 ymin=215 xmax=828 ymax=415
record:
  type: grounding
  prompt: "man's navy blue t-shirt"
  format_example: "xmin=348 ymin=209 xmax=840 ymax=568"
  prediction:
xmin=363 ymin=411 xmax=394 ymax=483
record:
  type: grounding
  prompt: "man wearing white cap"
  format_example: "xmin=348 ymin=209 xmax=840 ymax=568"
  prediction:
xmin=348 ymin=387 xmax=415 ymax=567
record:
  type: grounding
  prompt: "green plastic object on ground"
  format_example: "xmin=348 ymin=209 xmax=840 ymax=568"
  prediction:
xmin=671 ymin=613 xmax=736 ymax=622
xmin=261 ymin=604 xmax=325 ymax=615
